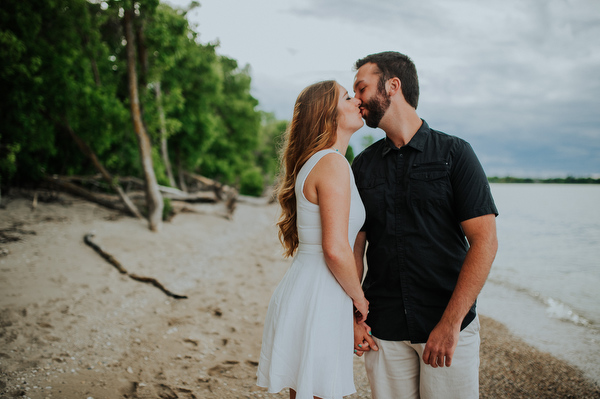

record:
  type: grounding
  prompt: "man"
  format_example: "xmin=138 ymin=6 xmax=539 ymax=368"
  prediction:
xmin=351 ymin=51 xmax=498 ymax=398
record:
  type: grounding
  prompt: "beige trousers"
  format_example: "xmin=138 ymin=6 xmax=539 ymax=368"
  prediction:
xmin=364 ymin=316 xmax=480 ymax=399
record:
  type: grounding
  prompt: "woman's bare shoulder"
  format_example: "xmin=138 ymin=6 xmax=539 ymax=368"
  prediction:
xmin=311 ymin=152 xmax=350 ymax=185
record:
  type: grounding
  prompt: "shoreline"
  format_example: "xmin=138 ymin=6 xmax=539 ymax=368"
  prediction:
xmin=479 ymin=280 xmax=600 ymax=386
xmin=1 ymin=194 xmax=598 ymax=398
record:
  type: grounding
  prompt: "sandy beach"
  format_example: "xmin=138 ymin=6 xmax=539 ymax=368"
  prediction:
xmin=1 ymin=192 xmax=599 ymax=398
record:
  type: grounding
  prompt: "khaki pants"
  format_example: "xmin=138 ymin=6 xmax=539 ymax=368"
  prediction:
xmin=365 ymin=316 xmax=480 ymax=399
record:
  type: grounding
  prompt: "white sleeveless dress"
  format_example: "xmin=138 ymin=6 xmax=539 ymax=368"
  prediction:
xmin=257 ymin=149 xmax=366 ymax=399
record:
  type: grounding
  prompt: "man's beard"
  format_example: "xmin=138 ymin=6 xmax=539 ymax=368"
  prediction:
xmin=363 ymin=90 xmax=391 ymax=128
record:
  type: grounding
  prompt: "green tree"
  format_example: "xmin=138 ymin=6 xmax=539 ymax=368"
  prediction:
xmin=1 ymin=0 xmax=277 ymax=206
xmin=163 ymin=34 xmax=221 ymax=187
xmin=200 ymin=58 xmax=261 ymax=188
xmin=0 ymin=0 xmax=131 ymax=186
xmin=256 ymin=112 xmax=287 ymax=186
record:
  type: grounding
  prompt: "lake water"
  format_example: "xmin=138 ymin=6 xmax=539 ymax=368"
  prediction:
xmin=478 ymin=183 xmax=600 ymax=383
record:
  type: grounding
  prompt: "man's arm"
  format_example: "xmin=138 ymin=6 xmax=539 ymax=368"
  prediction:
xmin=422 ymin=213 xmax=498 ymax=367
xmin=354 ymin=231 xmax=367 ymax=282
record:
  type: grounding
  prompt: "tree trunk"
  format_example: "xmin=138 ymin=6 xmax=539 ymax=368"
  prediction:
xmin=60 ymin=116 xmax=144 ymax=220
xmin=136 ymin=17 xmax=148 ymax=87
xmin=176 ymin=146 xmax=188 ymax=192
xmin=123 ymin=8 xmax=163 ymax=231
xmin=155 ymin=81 xmax=176 ymax=187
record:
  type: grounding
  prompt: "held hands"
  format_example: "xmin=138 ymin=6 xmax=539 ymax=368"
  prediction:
xmin=353 ymin=319 xmax=377 ymax=356
xmin=422 ymin=319 xmax=461 ymax=367
xmin=353 ymin=296 xmax=369 ymax=324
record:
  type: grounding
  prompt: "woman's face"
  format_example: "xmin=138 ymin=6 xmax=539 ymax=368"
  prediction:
xmin=336 ymin=84 xmax=364 ymax=134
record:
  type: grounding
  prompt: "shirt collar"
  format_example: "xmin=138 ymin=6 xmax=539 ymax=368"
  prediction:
xmin=382 ymin=119 xmax=429 ymax=157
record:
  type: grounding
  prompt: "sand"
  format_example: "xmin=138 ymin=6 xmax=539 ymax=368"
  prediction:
xmin=1 ymin=192 xmax=599 ymax=399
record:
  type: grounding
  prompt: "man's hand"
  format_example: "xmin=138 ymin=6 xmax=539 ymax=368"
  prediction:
xmin=354 ymin=320 xmax=378 ymax=356
xmin=422 ymin=213 xmax=497 ymax=368
xmin=422 ymin=320 xmax=461 ymax=367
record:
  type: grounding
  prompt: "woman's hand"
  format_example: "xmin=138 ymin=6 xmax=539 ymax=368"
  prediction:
xmin=354 ymin=319 xmax=378 ymax=356
xmin=353 ymin=296 xmax=369 ymax=324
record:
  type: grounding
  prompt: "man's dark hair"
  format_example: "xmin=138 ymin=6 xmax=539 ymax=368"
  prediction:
xmin=355 ymin=51 xmax=419 ymax=109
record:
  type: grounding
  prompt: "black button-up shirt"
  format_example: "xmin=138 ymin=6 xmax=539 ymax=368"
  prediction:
xmin=352 ymin=120 xmax=498 ymax=343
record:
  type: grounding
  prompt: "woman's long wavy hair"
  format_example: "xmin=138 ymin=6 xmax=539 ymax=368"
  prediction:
xmin=277 ymin=80 xmax=340 ymax=257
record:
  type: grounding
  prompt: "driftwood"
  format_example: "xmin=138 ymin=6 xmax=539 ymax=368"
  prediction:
xmin=63 ymin=174 xmax=231 ymax=203
xmin=44 ymin=175 xmax=127 ymax=213
xmin=158 ymin=185 xmax=219 ymax=202
xmin=115 ymin=173 xmax=238 ymax=218
xmin=183 ymin=171 xmax=236 ymax=199
xmin=84 ymin=233 xmax=187 ymax=299
xmin=44 ymin=173 xmax=239 ymax=219
xmin=128 ymin=274 xmax=187 ymax=299
xmin=169 ymin=201 xmax=236 ymax=220
xmin=183 ymin=172 xmax=238 ymax=217
xmin=83 ymin=233 xmax=127 ymax=274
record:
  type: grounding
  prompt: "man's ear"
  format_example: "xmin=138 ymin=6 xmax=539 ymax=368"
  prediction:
xmin=386 ymin=77 xmax=401 ymax=96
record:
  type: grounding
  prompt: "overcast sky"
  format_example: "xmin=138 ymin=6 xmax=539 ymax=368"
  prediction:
xmin=164 ymin=0 xmax=600 ymax=177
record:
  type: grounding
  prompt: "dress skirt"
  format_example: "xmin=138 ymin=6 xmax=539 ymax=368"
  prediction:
xmin=257 ymin=250 xmax=356 ymax=399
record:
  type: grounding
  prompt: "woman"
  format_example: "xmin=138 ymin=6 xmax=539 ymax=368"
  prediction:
xmin=257 ymin=80 xmax=368 ymax=399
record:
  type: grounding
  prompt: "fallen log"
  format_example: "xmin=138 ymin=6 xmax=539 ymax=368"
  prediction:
xmin=182 ymin=172 xmax=238 ymax=218
xmin=44 ymin=175 xmax=127 ymax=213
xmin=61 ymin=175 xmax=223 ymax=203
xmin=182 ymin=171 xmax=238 ymax=201
xmin=158 ymin=185 xmax=219 ymax=202
xmin=84 ymin=233 xmax=187 ymax=299
xmin=170 ymin=200 xmax=235 ymax=219
xmin=46 ymin=172 xmax=239 ymax=219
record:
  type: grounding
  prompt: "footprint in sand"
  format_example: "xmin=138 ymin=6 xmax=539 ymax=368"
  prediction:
xmin=207 ymin=360 xmax=239 ymax=378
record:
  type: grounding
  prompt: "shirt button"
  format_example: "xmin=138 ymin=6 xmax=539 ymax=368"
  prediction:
xmin=399 ymin=154 xmax=403 ymax=157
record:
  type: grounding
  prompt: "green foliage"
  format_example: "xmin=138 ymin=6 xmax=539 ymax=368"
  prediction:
xmin=0 ymin=0 xmax=282 ymax=197
xmin=345 ymin=145 xmax=355 ymax=164
xmin=240 ymin=166 xmax=265 ymax=197
xmin=254 ymin=112 xmax=287 ymax=186
xmin=162 ymin=197 xmax=172 ymax=220
xmin=361 ymin=134 xmax=376 ymax=148
xmin=0 ymin=0 xmax=134 ymax=184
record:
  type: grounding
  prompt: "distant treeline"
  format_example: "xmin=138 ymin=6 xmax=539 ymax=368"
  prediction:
xmin=488 ymin=176 xmax=600 ymax=184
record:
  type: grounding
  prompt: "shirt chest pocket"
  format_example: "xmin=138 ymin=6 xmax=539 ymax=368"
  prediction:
xmin=409 ymin=163 xmax=450 ymax=205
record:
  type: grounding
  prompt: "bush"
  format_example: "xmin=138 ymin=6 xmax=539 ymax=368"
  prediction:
xmin=239 ymin=167 xmax=265 ymax=197
xmin=162 ymin=197 xmax=173 ymax=221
